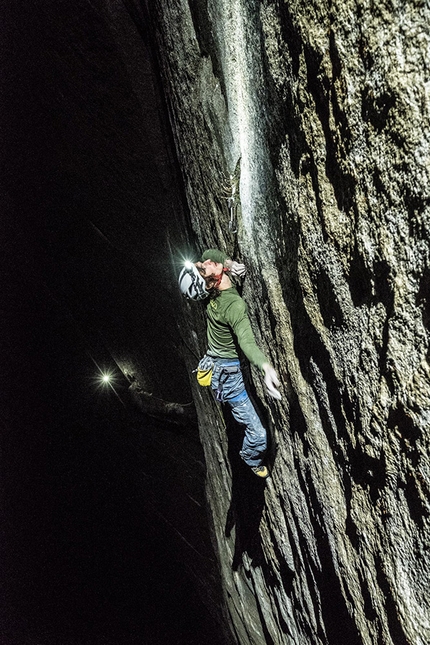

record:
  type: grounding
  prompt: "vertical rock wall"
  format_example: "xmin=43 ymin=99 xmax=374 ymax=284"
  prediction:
xmin=144 ymin=1 xmax=430 ymax=643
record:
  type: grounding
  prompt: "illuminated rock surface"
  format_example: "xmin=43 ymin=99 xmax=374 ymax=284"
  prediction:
xmin=144 ymin=1 xmax=430 ymax=644
xmin=2 ymin=1 xmax=430 ymax=644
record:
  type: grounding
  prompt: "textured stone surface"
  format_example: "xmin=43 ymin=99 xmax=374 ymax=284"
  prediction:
xmin=145 ymin=1 xmax=430 ymax=643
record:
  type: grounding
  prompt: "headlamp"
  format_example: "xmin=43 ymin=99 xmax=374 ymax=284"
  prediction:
xmin=97 ymin=370 xmax=115 ymax=387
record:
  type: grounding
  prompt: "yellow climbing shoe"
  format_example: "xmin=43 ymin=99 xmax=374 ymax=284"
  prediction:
xmin=251 ymin=465 xmax=270 ymax=478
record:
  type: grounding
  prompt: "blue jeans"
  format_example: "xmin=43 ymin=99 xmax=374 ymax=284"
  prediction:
xmin=210 ymin=357 xmax=267 ymax=468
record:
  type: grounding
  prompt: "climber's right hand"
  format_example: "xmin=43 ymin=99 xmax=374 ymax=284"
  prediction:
xmin=226 ymin=259 xmax=246 ymax=277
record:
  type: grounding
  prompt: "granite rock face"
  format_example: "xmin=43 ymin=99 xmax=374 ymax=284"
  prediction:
xmin=144 ymin=1 xmax=430 ymax=643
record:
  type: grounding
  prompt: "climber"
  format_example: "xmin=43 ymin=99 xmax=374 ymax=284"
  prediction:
xmin=178 ymin=249 xmax=281 ymax=478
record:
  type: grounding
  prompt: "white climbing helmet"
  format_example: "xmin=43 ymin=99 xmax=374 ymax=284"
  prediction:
xmin=178 ymin=261 xmax=208 ymax=301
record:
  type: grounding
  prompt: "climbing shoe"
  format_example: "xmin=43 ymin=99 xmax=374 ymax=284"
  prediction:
xmin=251 ymin=465 xmax=270 ymax=478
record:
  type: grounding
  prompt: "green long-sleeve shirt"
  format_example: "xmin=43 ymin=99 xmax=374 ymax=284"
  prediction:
xmin=206 ymin=287 xmax=268 ymax=370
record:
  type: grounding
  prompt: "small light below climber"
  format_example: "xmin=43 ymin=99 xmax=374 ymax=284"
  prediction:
xmin=94 ymin=369 xmax=117 ymax=391
xmin=178 ymin=249 xmax=281 ymax=478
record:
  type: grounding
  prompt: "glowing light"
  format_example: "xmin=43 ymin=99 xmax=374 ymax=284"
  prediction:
xmin=184 ymin=260 xmax=194 ymax=270
xmin=95 ymin=369 xmax=116 ymax=388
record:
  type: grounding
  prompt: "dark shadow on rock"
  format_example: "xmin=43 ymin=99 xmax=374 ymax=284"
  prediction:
xmin=128 ymin=376 xmax=199 ymax=428
xmin=222 ymin=401 xmax=269 ymax=572
xmin=294 ymin=466 xmax=363 ymax=645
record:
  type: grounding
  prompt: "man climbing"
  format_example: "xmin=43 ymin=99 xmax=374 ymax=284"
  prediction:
xmin=178 ymin=249 xmax=281 ymax=478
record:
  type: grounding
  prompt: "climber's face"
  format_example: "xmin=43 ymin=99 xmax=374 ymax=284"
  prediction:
xmin=195 ymin=259 xmax=223 ymax=279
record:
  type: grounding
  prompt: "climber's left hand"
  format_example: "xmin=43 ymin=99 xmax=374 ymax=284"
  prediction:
xmin=262 ymin=363 xmax=282 ymax=400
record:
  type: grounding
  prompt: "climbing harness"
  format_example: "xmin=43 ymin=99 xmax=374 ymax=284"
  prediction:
xmin=214 ymin=364 xmax=240 ymax=402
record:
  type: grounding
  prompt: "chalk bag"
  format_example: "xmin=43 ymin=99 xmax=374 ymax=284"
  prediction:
xmin=196 ymin=355 xmax=214 ymax=387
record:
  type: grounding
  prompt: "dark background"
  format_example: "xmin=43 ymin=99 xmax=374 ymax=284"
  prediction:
xmin=1 ymin=1 xmax=221 ymax=643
